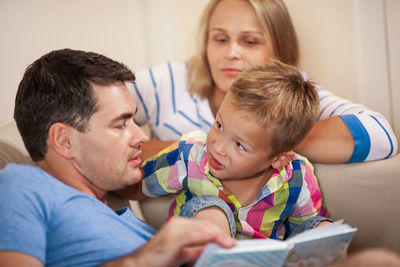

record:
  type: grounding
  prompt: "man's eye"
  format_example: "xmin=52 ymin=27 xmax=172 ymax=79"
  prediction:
xmin=116 ymin=122 xmax=127 ymax=129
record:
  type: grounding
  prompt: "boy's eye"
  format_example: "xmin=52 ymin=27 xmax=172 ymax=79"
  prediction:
xmin=236 ymin=141 xmax=245 ymax=151
xmin=215 ymin=121 xmax=223 ymax=131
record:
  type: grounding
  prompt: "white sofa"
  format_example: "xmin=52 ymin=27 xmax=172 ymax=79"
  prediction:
xmin=1 ymin=120 xmax=399 ymax=254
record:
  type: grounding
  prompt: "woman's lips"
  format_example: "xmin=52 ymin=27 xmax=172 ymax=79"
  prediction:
xmin=222 ymin=68 xmax=241 ymax=77
xmin=209 ymin=154 xmax=224 ymax=171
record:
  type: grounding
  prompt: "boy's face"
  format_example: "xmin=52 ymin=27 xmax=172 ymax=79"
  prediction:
xmin=206 ymin=93 xmax=273 ymax=180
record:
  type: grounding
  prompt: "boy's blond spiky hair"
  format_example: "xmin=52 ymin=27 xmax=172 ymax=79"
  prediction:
xmin=230 ymin=59 xmax=319 ymax=158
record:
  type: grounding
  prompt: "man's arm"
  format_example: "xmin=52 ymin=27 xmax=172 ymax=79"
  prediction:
xmin=0 ymin=251 xmax=43 ymax=267
xmin=101 ymin=217 xmax=236 ymax=267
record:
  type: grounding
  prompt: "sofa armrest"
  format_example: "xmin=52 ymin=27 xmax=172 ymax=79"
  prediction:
xmin=315 ymin=154 xmax=400 ymax=253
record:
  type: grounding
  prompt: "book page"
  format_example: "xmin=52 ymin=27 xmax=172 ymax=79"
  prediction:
xmin=194 ymin=239 xmax=290 ymax=267
xmin=284 ymin=221 xmax=357 ymax=266
xmin=194 ymin=221 xmax=357 ymax=267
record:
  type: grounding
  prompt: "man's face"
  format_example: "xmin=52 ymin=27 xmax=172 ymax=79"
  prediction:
xmin=70 ymin=82 xmax=149 ymax=194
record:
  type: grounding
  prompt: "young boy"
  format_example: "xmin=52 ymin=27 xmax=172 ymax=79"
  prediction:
xmin=138 ymin=60 xmax=325 ymax=240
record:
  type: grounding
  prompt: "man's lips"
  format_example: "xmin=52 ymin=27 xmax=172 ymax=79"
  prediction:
xmin=222 ymin=68 xmax=241 ymax=77
xmin=209 ymin=154 xmax=224 ymax=171
xmin=128 ymin=155 xmax=142 ymax=167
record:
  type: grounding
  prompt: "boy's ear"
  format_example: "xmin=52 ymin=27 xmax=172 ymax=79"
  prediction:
xmin=48 ymin=123 xmax=75 ymax=159
xmin=271 ymin=151 xmax=295 ymax=169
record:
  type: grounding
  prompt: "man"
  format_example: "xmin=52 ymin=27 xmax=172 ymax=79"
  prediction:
xmin=0 ymin=49 xmax=235 ymax=266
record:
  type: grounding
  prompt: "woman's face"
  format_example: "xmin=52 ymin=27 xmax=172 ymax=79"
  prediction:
xmin=207 ymin=0 xmax=270 ymax=94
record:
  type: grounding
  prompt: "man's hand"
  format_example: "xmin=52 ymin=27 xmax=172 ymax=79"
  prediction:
xmin=102 ymin=217 xmax=236 ymax=267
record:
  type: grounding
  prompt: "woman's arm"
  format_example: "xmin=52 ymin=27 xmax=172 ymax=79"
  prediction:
xmin=295 ymin=117 xmax=354 ymax=163
xmin=295 ymin=86 xmax=398 ymax=163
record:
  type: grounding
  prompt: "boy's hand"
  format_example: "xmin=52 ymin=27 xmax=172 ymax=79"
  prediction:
xmin=114 ymin=180 xmax=147 ymax=200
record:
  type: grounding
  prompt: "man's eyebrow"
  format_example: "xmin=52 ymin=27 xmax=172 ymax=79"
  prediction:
xmin=110 ymin=112 xmax=134 ymax=124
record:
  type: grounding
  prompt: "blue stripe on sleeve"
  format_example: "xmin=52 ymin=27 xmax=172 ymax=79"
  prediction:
xmin=148 ymin=68 xmax=160 ymax=126
xmin=133 ymin=82 xmax=150 ymax=121
xmin=200 ymin=116 xmax=212 ymax=128
xmin=318 ymin=100 xmax=337 ymax=120
xmin=178 ymin=110 xmax=201 ymax=128
xmin=163 ymin=123 xmax=182 ymax=137
xmin=340 ymin=105 xmax=358 ymax=115
xmin=191 ymin=96 xmax=213 ymax=128
xmin=319 ymin=95 xmax=330 ymax=102
xmin=167 ymin=62 xmax=176 ymax=113
xmin=370 ymin=115 xmax=394 ymax=159
xmin=329 ymin=103 xmax=346 ymax=117
xmin=340 ymin=114 xmax=371 ymax=162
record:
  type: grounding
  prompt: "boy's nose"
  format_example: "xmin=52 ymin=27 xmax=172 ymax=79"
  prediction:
xmin=213 ymin=138 xmax=227 ymax=156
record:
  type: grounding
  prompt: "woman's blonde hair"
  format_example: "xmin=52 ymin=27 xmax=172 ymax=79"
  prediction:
xmin=230 ymin=60 xmax=319 ymax=158
xmin=187 ymin=0 xmax=299 ymax=99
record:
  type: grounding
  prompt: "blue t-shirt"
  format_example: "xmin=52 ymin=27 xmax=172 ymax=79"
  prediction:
xmin=0 ymin=164 xmax=155 ymax=266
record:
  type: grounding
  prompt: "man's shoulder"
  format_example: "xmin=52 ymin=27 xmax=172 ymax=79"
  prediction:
xmin=1 ymin=163 xmax=45 ymax=185
xmin=0 ymin=163 xmax=83 ymax=204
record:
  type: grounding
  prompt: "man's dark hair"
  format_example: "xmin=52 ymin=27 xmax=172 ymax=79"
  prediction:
xmin=14 ymin=48 xmax=135 ymax=162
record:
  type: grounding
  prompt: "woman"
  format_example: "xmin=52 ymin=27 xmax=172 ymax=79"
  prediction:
xmin=131 ymin=0 xmax=397 ymax=163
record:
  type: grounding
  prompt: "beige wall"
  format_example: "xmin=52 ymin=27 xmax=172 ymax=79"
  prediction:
xmin=1 ymin=0 xmax=399 ymax=139
xmin=0 ymin=0 xmax=148 ymax=126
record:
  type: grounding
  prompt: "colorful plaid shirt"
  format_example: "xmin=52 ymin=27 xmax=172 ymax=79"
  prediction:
xmin=142 ymin=131 xmax=322 ymax=240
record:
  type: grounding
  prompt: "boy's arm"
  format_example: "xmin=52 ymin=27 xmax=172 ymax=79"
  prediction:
xmin=115 ymin=140 xmax=182 ymax=200
xmin=115 ymin=180 xmax=146 ymax=200
xmin=194 ymin=207 xmax=232 ymax=236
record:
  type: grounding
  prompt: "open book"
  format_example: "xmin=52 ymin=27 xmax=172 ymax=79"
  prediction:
xmin=194 ymin=220 xmax=357 ymax=267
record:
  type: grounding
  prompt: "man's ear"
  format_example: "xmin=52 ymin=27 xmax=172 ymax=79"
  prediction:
xmin=48 ymin=123 xmax=75 ymax=159
xmin=271 ymin=151 xmax=295 ymax=169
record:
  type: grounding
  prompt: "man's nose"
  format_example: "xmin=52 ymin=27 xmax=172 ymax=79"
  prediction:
xmin=129 ymin=122 xmax=149 ymax=147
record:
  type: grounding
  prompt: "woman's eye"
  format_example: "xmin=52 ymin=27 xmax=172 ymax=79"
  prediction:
xmin=242 ymin=36 xmax=261 ymax=46
xmin=216 ymin=38 xmax=227 ymax=43
xmin=211 ymin=34 xmax=228 ymax=44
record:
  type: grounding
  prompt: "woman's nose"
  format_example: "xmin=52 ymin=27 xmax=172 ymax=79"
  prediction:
xmin=226 ymin=42 xmax=241 ymax=60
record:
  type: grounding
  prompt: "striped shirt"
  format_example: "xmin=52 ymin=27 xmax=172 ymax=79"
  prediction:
xmin=142 ymin=131 xmax=322 ymax=240
xmin=131 ymin=61 xmax=398 ymax=162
